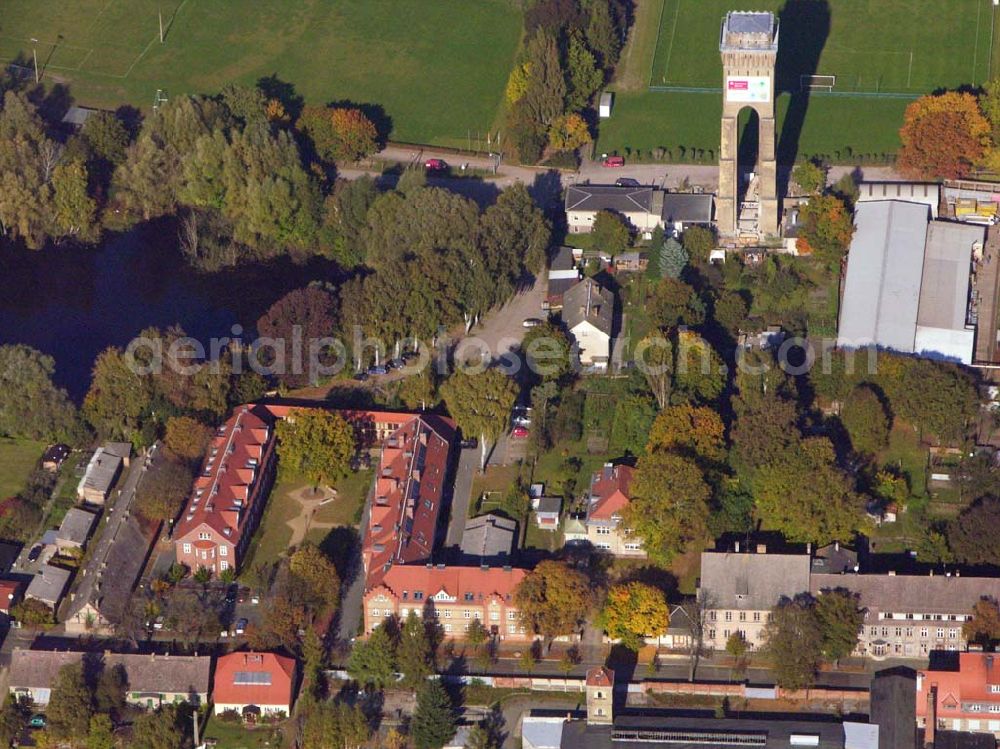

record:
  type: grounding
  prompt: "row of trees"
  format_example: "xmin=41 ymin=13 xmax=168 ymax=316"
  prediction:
xmin=505 ymin=0 xmax=630 ymax=163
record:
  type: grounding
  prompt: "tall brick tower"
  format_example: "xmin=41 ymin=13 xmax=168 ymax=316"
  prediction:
xmin=717 ymin=11 xmax=779 ymax=237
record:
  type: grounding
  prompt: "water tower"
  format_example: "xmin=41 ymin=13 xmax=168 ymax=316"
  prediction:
xmin=717 ymin=11 xmax=779 ymax=237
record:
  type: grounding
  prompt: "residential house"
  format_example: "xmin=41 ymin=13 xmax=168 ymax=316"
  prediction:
xmin=25 ymin=564 xmax=72 ymax=610
xmin=77 ymin=443 xmax=128 ymax=504
xmin=0 ymin=579 xmax=23 ymax=616
xmin=363 ymin=564 xmax=529 ymax=641
xmin=563 ymin=278 xmax=614 ymax=369
xmin=8 ymin=649 xmax=210 ymax=707
xmin=460 ymin=514 xmax=516 ymax=566
xmin=546 ymin=246 xmax=581 ymax=311
xmin=583 ymin=464 xmax=644 ymax=557
xmin=562 ymin=515 xmax=588 ymax=544
xmin=564 ymin=185 xmax=713 ymax=235
xmin=697 ymin=545 xmax=812 ymax=651
xmin=837 ymin=200 xmax=985 ymax=365
xmin=173 ymin=405 xmax=278 ymax=576
xmin=55 ymin=507 xmax=98 ymax=552
xmin=917 ymin=653 xmax=1000 ymax=739
xmin=41 ymin=444 xmax=70 ymax=472
xmin=613 ymin=251 xmax=647 ymax=273
xmin=362 ymin=415 xmax=454 ymax=589
xmin=565 ymin=185 xmax=660 ymax=233
xmin=811 ymin=542 xmax=859 ymax=575
xmin=213 ymin=651 xmax=297 ymax=718
xmin=534 ymin=497 xmax=561 ymax=530
xmin=811 ymin=571 xmax=1000 ymax=659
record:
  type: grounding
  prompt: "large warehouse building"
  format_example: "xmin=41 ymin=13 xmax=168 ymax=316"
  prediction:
xmin=837 ymin=200 xmax=984 ymax=364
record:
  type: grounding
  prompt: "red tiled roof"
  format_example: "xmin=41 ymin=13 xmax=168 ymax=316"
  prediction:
xmin=587 ymin=666 xmax=615 ymax=687
xmin=917 ymin=653 xmax=1000 ymax=720
xmin=173 ymin=406 xmax=274 ymax=545
xmin=363 ymin=415 xmax=455 ymax=589
xmin=0 ymin=579 xmax=22 ymax=613
xmin=367 ymin=564 xmax=526 ymax=605
xmin=587 ymin=464 xmax=634 ymax=521
xmin=213 ymin=651 xmax=296 ymax=708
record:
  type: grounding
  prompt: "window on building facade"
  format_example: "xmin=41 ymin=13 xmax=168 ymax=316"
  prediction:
xmin=444 ymin=611 xmax=451 ymax=618
xmin=219 ymin=546 xmax=227 ymax=556
xmin=596 ymin=527 xmax=612 ymax=535
xmin=921 ymin=628 xmax=929 ymax=638
xmin=464 ymin=611 xmax=471 ymax=619
xmin=198 ymin=532 xmax=210 ymax=540
xmin=937 ymin=628 xmax=945 ymax=638
xmin=444 ymin=624 xmax=452 ymax=632
xmin=220 ymin=561 xmax=228 ymax=571
xmin=183 ymin=543 xmax=191 ymax=554
xmin=490 ymin=612 xmax=499 ymax=621
xmin=949 ymin=629 xmax=958 ymax=639
xmin=508 ymin=624 xmax=517 ymax=634
xmin=753 ymin=612 xmax=761 ymax=622
xmin=725 ymin=612 xmax=732 ymax=622
xmin=508 ymin=612 xmax=516 ymax=621
xmin=708 ymin=629 xmax=716 ymax=640
xmin=739 ymin=612 xmax=746 ymax=622
xmin=710 ymin=612 xmax=717 ymax=622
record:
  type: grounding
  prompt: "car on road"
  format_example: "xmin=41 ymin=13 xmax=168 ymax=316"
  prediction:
xmin=603 ymin=156 xmax=625 ymax=167
xmin=387 ymin=358 xmax=406 ymax=370
xmin=26 ymin=545 xmax=42 ymax=563
xmin=367 ymin=365 xmax=388 ymax=376
xmin=615 ymin=177 xmax=641 ymax=187
xmin=511 ymin=426 xmax=529 ymax=439
xmin=425 ymin=158 xmax=447 ymax=171
xmin=401 ymin=350 xmax=419 ymax=362
xmin=352 ymin=371 xmax=369 ymax=382
xmin=235 ymin=618 xmax=248 ymax=635
xmin=460 ymin=437 xmax=478 ymax=449
xmin=152 ymin=616 xmax=164 ymax=631
xmin=29 ymin=715 xmax=46 ymax=729
xmin=522 ymin=317 xmax=543 ymax=328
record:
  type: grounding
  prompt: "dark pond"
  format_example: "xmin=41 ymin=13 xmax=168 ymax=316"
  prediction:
xmin=0 ymin=219 xmax=338 ymax=401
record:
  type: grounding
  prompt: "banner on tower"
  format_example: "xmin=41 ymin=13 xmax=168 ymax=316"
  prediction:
xmin=726 ymin=76 xmax=770 ymax=103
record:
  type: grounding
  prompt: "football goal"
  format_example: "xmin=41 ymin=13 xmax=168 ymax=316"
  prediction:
xmin=800 ymin=74 xmax=836 ymax=92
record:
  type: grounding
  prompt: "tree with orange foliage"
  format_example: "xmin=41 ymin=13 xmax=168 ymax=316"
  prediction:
xmin=329 ymin=107 xmax=378 ymax=162
xmin=898 ymin=91 xmax=990 ymax=179
xmin=797 ymin=194 xmax=855 ymax=267
xmin=548 ymin=112 xmax=592 ymax=151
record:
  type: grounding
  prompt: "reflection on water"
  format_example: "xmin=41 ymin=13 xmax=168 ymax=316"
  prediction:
xmin=0 ymin=219 xmax=339 ymax=401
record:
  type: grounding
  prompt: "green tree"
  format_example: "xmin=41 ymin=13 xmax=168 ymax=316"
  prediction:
xmin=624 ymin=451 xmax=712 ymax=563
xmin=797 ymin=194 xmax=855 ymax=266
xmin=712 ymin=290 xmax=751 ymax=333
xmin=80 ymin=110 xmax=130 ymax=167
xmin=521 ymin=30 xmax=567 ymax=128
xmin=726 ymin=631 xmax=749 ymax=660
xmin=47 ymin=662 xmax=92 ymax=742
xmin=130 ymin=705 xmax=186 ymax=749
xmin=566 ymin=31 xmax=603 ymax=110
xmin=398 ymin=611 xmax=434 ymax=688
xmin=647 ymin=277 xmax=704 ymax=329
xmin=276 ymin=408 xmax=355 ymax=488
xmin=763 ymin=596 xmax=823 ymax=691
xmin=52 ymin=159 xmax=98 ymax=241
xmin=478 ymin=183 xmax=551 ymax=291
xmin=949 ymin=496 xmax=1000 ymax=566
xmin=86 ymin=713 xmax=115 ymax=749
xmin=792 ymin=160 xmax=826 ymax=194
xmin=136 ymin=458 xmax=193 ymax=522
xmin=95 ymin=663 xmax=128 ymax=718
xmin=0 ymin=697 xmax=26 ymax=749
xmin=0 ymin=344 xmax=82 ymax=442
xmin=163 ymin=416 xmax=212 ymax=462
xmin=440 ymin=368 xmax=518 ymax=457
xmin=255 ymin=286 xmax=339 ymax=388
xmin=813 ymin=589 xmax=862 ymax=662
xmin=301 ymin=701 xmax=370 ymax=749
xmin=83 ymin=346 xmax=153 ymax=442
xmin=647 ymin=404 xmax=727 ymax=466
xmin=221 ymin=82 xmax=267 ymax=126
xmin=586 ymin=0 xmax=621 ymax=69
xmin=840 ymin=384 xmax=891 ymax=455
xmin=289 ymin=543 xmax=341 ymax=609
xmin=411 ymin=680 xmax=457 ymax=749
xmin=591 ymin=210 xmax=630 ymax=256
xmin=660 ymin=237 xmax=687 ymax=279
xmin=321 ymin=175 xmax=378 ymax=267
xmin=347 ymin=624 xmax=398 ymax=689
xmin=601 ymin=581 xmax=670 ymax=651
xmin=682 ymin=225 xmax=716 ymax=265
xmin=673 ymin=331 xmax=725 ymax=405
xmin=513 ymin=560 xmax=593 ymax=645
xmin=522 ymin=322 xmax=572 ymax=383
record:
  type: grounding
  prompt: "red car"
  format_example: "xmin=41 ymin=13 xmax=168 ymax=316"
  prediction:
xmin=511 ymin=426 xmax=529 ymax=439
xmin=425 ymin=158 xmax=447 ymax=171
xmin=602 ymin=156 xmax=625 ymax=167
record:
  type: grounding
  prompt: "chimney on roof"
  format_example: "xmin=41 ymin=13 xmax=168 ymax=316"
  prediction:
xmin=924 ymin=685 xmax=937 ymax=748
xmin=889 ymin=571 xmax=896 ymax=576
xmin=806 ymin=542 xmax=812 ymax=554
xmin=834 ymin=541 xmax=840 ymax=552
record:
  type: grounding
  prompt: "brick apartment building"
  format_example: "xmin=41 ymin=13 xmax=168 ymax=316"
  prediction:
xmin=364 ymin=563 xmax=529 ymax=641
xmin=173 ymin=405 xmax=277 ymax=575
xmin=362 ymin=415 xmax=455 ymax=589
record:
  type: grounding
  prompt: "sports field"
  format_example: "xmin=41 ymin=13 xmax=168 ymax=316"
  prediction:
xmin=0 ymin=0 xmax=522 ymax=147
xmin=651 ymin=0 xmax=994 ymax=93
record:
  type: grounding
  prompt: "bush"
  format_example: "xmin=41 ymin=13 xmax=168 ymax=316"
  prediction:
xmin=542 ymin=150 xmax=580 ymax=169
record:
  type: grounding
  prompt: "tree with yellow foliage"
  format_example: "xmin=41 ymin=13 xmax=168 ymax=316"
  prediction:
xmin=898 ymin=91 xmax=990 ymax=179
xmin=600 ymin=581 xmax=670 ymax=651
xmin=548 ymin=113 xmax=592 ymax=151
xmin=647 ymin=404 xmax=726 ymax=466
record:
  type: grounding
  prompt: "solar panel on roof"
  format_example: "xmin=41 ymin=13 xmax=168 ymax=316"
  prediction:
xmin=234 ymin=671 xmax=272 ymax=686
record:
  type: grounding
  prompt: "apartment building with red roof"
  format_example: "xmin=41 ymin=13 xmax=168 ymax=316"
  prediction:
xmin=260 ymin=404 xmax=413 ymax=447
xmin=917 ymin=653 xmax=1000 ymax=738
xmin=583 ymin=463 xmax=644 ymax=557
xmin=213 ymin=651 xmax=297 ymax=718
xmin=363 ymin=415 xmax=454 ymax=589
xmin=364 ymin=563 xmax=529 ymax=641
xmin=173 ymin=405 xmax=277 ymax=575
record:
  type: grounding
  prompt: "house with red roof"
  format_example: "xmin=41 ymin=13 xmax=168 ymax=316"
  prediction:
xmin=364 ymin=564 xmax=529 ymax=641
xmin=173 ymin=406 xmax=278 ymax=576
xmin=0 ymin=579 xmax=22 ymax=616
xmin=917 ymin=652 xmax=1000 ymax=738
xmin=362 ymin=415 xmax=454 ymax=589
xmin=584 ymin=463 xmax=644 ymax=557
xmin=213 ymin=651 xmax=297 ymax=719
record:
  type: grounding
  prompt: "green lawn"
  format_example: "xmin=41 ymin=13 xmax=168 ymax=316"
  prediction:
xmin=311 ymin=468 xmax=371 ymax=528
xmin=598 ymin=90 xmax=907 ymax=164
xmin=652 ymin=0 xmax=992 ymax=93
xmin=1 ymin=0 xmax=522 ymax=148
xmin=878 ymin=421 xmax=928 ymax=499
xmin=201 ymin=715 xmax=285 ymax=749
xmin=0 ymin=438 xmax=44 ymax=500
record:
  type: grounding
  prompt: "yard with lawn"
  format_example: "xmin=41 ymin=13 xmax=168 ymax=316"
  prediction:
xmin=0 ymin=437 xmax=44 ymax=500
xmin=1 ymin=0 xmax=522 ymax=148
xmin=201 ymin=714 xmax=284 ymax=749
xmin=241 ymin=467 xmax=372 ymax=571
